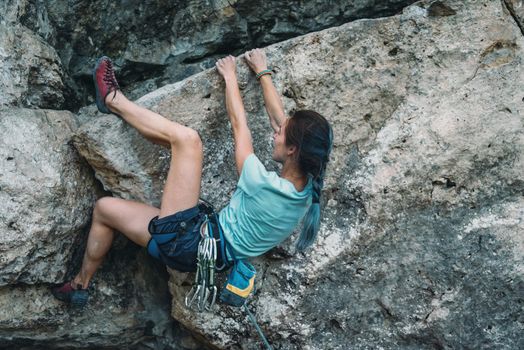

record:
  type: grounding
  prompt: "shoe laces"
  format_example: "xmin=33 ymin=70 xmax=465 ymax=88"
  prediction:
xmin=103 ymin=59 xmax=119 ymax=99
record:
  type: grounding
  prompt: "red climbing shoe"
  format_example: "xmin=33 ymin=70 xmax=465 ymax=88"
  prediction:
xmin=52 ymin=281 xmax=89 ymax=307
xmin=93 ymin=56 xmax=120 ymax=114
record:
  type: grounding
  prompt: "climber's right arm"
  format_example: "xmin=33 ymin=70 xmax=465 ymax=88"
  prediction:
xmin=216 ymin=56 xmax=254 ymax=176
xmin=245 ymin=49 xmax=287 ymax=132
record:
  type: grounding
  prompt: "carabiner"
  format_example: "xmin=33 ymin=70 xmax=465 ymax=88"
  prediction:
xmin=205 ymin=286 xmax=218 ymax=311
xmin=185 ymin=284 xmax=202 ymax=308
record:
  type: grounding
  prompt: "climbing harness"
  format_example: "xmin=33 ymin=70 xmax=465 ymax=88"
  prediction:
xmin=184 ymin=200 xmax=272 ymax=349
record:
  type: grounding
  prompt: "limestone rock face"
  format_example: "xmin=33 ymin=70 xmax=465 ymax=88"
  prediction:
xmin=75 ymin=0 xmax=524 ymax=349
xmin=14 ymin=0 xmax=416 ymax=106
xmin=0 ymin=248 xmax=178 ymax=349
xmin=0 ymin=108 xmax=96 ymax=285
xmin=504 ymin=0 xmax=524 ymax=31
xmin=0 ymin=109 xmax=187 ymax=349
xmin=0 ymin=24 xmax=65 ymax=109
xmin=0 ymin=0 xmax=29 ymax=24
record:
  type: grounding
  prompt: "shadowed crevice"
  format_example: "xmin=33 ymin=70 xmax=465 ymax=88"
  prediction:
xmin=503 ymin=0 xmax=524 ymax=36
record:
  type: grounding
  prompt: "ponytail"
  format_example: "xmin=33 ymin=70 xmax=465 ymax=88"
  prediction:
xmin=296 ymin=174 xmax=323 ymax=251
xmin=285 ymin=110 xmax=333 ymax=252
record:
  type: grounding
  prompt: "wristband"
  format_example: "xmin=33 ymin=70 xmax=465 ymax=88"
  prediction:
xmin=256 ymin=69 xmax=272 ymax=80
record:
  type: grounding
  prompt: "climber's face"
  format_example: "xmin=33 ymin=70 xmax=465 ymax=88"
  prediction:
xmin=272 ymin=118 xmax=296 ymax=163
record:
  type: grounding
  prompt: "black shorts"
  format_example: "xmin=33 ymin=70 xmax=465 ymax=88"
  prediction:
xmin=146 ymin=203 xmax=228 ymax=272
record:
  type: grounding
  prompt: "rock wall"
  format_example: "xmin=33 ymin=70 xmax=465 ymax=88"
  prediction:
xmin=73 ymin=0 xmax=524 ymax=349
xmin=0 ymin=109 xmax=95 ymax=285
xmin=1 ymin=0 xmax=523 ymax=349
xmin=8 ymin=0 xmax=416 ymax=108
xmin=0 ymin=24 xmax=65 ymax=109
xmin=0 ymin=109 xmax=186 ymax=349
xmin=1 ymin=1 xmax=427 ymax=349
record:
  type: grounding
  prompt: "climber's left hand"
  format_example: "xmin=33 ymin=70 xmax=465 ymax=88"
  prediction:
xmin=216 ymin=55 xmax=237 ymax=81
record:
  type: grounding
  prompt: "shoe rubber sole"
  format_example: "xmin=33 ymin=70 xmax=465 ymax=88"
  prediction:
xmin=71 ymin=289 xmax=89 ymax=308
xmin=51 ymin=285 xmax=89 ymax=308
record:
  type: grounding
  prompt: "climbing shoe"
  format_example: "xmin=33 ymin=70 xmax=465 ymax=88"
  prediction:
xmin=52 ymin=281 xmax=89 ymax=308
xmin=93 ymin=56 xmax=120 ymax=114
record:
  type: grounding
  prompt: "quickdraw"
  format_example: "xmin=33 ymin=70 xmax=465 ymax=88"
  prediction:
xmin=184 ymin=217 xmax=218 ymax=311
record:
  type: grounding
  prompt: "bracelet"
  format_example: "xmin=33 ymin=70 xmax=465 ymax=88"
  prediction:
xmin=256 ymin=69 xmax=272 ymax=80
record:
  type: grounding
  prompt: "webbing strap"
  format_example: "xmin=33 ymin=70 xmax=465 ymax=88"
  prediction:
xmin=214 ymin=214 xmax=225 ymax=268
xmin=209 ymin=213 xmax=231 ymax=271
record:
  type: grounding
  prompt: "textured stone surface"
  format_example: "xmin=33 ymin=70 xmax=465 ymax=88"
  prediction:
xmin=1 ymin=0 xmax=523 ymax=349
xmin=74 ymin=0 xmax=524 ymax=349
xmin=0 ymin=108 xmax=96 ymax=285
xmin=0 ymin=24 xmax=65 ymax=109
xmin=0 ymin=0 xmax=30 ymax=24
xmin=0 ymin=109 xmax=155 ymax=345
xmin=0 ymin=108 xmax=202 ymax=349
xmin=504 ymin=0 xmax=524 ymax=33
xmin=0 ymin=248 xmax=180 ymax=349
xmin=14 ymin=0 xmax=416 ymax=107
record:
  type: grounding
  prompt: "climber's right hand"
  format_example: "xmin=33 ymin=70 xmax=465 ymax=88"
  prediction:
xmin=244 ymin=49 xmax=268 ymax=74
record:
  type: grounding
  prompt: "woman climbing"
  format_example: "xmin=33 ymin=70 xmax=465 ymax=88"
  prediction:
xmin=52 ymin=49 xmax=333 ymax=307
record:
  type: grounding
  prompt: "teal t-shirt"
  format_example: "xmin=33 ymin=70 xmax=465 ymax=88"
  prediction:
xmin=219 ymin=153 xmax=312 ymax=259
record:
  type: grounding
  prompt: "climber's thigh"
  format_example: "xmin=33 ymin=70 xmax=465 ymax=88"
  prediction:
xmin=159 ymin=128 xmax=203 ymax=218
xmin=94 ymin=197 xmax=159 ymax=247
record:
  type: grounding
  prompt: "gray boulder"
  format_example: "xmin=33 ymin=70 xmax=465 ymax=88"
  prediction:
xmin=74 ymin=0 xmax=523 ymax=349
xmin=0 ymin=249 xmax=180 ymax=349
xmin=0 ymin=108 xmax=96 ymax=285
xmin=0 ymin=108 xmax=192 ymax=349
xmin=0 ymin=23 xmax=65 ymax=109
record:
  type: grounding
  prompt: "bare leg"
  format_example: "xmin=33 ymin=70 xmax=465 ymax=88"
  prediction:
xmin=69 ymin=89 xmax=204 ymax=289
xmin=107 ymin=91 xmax=176 ymax=147
xmin=73 ymin=197 xmax=159 ymax=288
xmin=106 ymin=91 xmax=203 ymax=217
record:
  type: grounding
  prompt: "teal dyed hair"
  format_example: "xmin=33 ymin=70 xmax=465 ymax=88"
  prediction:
xmin=285 ymin=110 xmax=333 ymax=251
